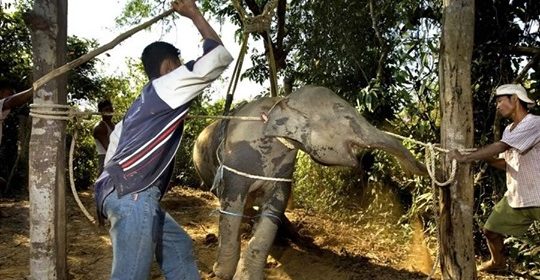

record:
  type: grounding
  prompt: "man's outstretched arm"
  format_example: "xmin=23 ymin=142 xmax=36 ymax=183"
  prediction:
xmin=2 ymin=90 xmax=33 ymax=111
xmin=449 ymin=141 xmax=509 ymax=163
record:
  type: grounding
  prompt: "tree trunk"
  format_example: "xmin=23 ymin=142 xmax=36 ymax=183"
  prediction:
xmin=438 ymin=0 xmax=476 ymax=279
xmin=27 ymin=0 xmax=68 ymax=279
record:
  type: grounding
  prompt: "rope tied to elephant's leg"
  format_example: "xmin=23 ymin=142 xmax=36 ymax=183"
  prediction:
xmin=216 ymin=208 xmax=283 ymax=224
xmin=256 ymin=211 xmax=282 ymax=224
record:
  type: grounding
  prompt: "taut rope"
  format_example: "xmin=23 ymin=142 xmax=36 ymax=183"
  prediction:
xmin=29 ymin=104 xmax=475 ymax=224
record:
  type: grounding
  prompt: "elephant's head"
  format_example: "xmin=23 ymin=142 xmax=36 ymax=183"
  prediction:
xmin=263 ymin=86 xmax=427 ymax=176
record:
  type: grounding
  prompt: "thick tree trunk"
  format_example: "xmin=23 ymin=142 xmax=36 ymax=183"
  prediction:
xmin=27 ymin=0 xmax=68 ymax=279
xmin=438 ymin=0 xmax=476 ymax=279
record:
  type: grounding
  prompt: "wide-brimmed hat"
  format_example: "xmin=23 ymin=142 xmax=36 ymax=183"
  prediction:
xmin=495 ymin=84 xmax=534 ymax=104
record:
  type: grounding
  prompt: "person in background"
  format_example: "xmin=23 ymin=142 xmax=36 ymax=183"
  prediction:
xmin=0 ymin=81 xmax=32 ymax=192
xmin=93 ymin=99 xmax=115 ymax=174
xmin=450 ymin=84 xmax=540 ymax=273
xmin=0 ymin=81 xmax=32 ymax=145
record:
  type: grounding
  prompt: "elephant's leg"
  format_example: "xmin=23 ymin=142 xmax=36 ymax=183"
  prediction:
xmin=213 ymin=180 xmax=249 ymax=280
xmin=233 ymin=183 xmax=291 ymax=280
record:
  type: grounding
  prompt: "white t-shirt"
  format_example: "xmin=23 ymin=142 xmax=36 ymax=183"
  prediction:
xmin=104 ymin=121 xmax=122 ymax=165
xmin=0 ymin=98 xmax=11 ymax=145
xmin=500 ymin=114 xmax=540 ymax=208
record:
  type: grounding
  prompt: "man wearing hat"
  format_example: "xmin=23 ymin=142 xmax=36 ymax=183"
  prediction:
xmin=450 ymin=84 xmax=540 ymax=272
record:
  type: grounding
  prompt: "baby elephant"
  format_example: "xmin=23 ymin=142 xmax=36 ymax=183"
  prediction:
xmin=193 ymin=85 xmax=426 ymax=279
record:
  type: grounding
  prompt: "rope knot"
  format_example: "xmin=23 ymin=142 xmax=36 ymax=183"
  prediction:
xmin=243 ymin=14 xmax=272 ymax=33
xmin=233 ymin=0 xmax=278 ymax=34
xmin=425 ymin=143 xmax=457 ymax=187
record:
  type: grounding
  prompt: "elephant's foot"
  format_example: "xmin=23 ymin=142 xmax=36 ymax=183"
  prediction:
xmin=232 ymin=257 xmax=266 ymax=280
xmin=213 ymin=261 xmax=235 ymax=280
xmin=276 ymin=214 xmax=316 ymax=249
xmin=233 ymin=220 xmax=278 ymax=280
xmin=208 ymin=271 xmax=230 ymax=280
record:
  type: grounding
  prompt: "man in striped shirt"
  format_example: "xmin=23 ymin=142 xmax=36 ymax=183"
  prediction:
xmin=93 ymin=0 xmax=233 ymax=279
xmin=451 ymin=84 xmax=540 ymax=273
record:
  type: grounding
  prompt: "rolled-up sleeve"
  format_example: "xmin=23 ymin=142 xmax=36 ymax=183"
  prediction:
xmin=501 ymin=117 xmax=540 ymax=153
xmin=152 ymin=41 xmax=234 ymax=109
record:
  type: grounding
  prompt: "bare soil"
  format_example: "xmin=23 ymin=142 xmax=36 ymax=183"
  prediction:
xmin=0 ymin=187 xmax=522 ymax=279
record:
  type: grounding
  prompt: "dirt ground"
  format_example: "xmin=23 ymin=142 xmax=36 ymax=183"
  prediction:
xmin=0 ymin=187 xmax=525 ymax=279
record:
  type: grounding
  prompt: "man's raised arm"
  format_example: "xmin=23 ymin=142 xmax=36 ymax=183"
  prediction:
xmin=172 ymin=0 xmax=222 ymax=44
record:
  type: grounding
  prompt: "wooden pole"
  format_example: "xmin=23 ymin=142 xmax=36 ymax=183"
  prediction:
xmin=27 ymin=0 xmax=68 ymax=278
xmin=439 ymin=0 xmax=476 ymax=279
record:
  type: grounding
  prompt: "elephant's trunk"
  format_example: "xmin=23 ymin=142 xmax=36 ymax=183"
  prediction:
xmin=356 ymin=129 xmax=428 ymax=176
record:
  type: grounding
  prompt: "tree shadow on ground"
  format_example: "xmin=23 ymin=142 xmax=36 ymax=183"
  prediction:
xmin=270 ymin=234 xmax=427 ymax=280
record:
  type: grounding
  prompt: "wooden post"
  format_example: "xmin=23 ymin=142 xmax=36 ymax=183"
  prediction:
xmin=439 ymin=0 xmax=476 ymax=279
xmin=27 ymin=0 xmax=68 ymax=279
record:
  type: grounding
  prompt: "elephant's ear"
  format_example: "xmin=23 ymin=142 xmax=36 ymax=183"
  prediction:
xmin=263 ymin=99 xmax=311 ymax=146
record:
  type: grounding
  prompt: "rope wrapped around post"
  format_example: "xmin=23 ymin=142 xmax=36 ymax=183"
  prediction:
xmin=29 ymin=104 xmax=97 ymax=224
xmin=384 ymin=131 xmax=476 ymax=187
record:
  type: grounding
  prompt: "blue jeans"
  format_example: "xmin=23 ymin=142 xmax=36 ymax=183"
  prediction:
xmin=103 ymin=185 xmax=200 ymax=280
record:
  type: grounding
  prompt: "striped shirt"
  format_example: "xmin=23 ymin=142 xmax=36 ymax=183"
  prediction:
xmin=501 ymin=113 xmax=540 ymax=208
xmin=95 ymin=39 xmax=232 ymax=208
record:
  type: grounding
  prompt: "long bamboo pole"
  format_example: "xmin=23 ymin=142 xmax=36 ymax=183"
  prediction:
xmin=18 ymin=8 xmax=174 ymax=96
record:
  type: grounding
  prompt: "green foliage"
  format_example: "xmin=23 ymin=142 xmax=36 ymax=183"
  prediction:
xmin=293 ymin=150 xmax=411 ymax=228
xmin=67 ymin=119 xmax=99 ymax=189
xmin=115 ymin=0 xmax=177 ymax=33
xmin=67 ymin=36 xmax=102 ymax=102
xmin=506 ymin=223 xmax=540 ymax=278
xmin=116 ymin=0 xmax=153 ymax=26
xmin=0 ymin=6 xmax=32 ymax=89
xmin=293 ymin=152 xmax=366 ymax=222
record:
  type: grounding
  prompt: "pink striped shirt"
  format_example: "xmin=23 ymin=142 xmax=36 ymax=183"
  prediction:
xmin=501 ymin=114 xmax=540 ymax=208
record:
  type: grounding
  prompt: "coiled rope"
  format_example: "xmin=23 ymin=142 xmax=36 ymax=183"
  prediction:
xmin=382 ymin=131 xmax=476 ymax=187
xmin=29 ymin=103 xmax=96 ymax=224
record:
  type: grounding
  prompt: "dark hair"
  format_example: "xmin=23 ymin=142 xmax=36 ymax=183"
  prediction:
xmin=519 ymin=100 xmax=530 ymax=110
xmin=97 ymin=99 xmax=113 ymax=112
xmin=0 ymin=80 xmax=14 ymax=91
xmin=141 ymin=41 xmax=181 ymax=80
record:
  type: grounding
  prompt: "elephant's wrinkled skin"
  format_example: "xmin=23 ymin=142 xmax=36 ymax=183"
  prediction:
xmin=193 ymin=86 xmax=427 ymax=280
